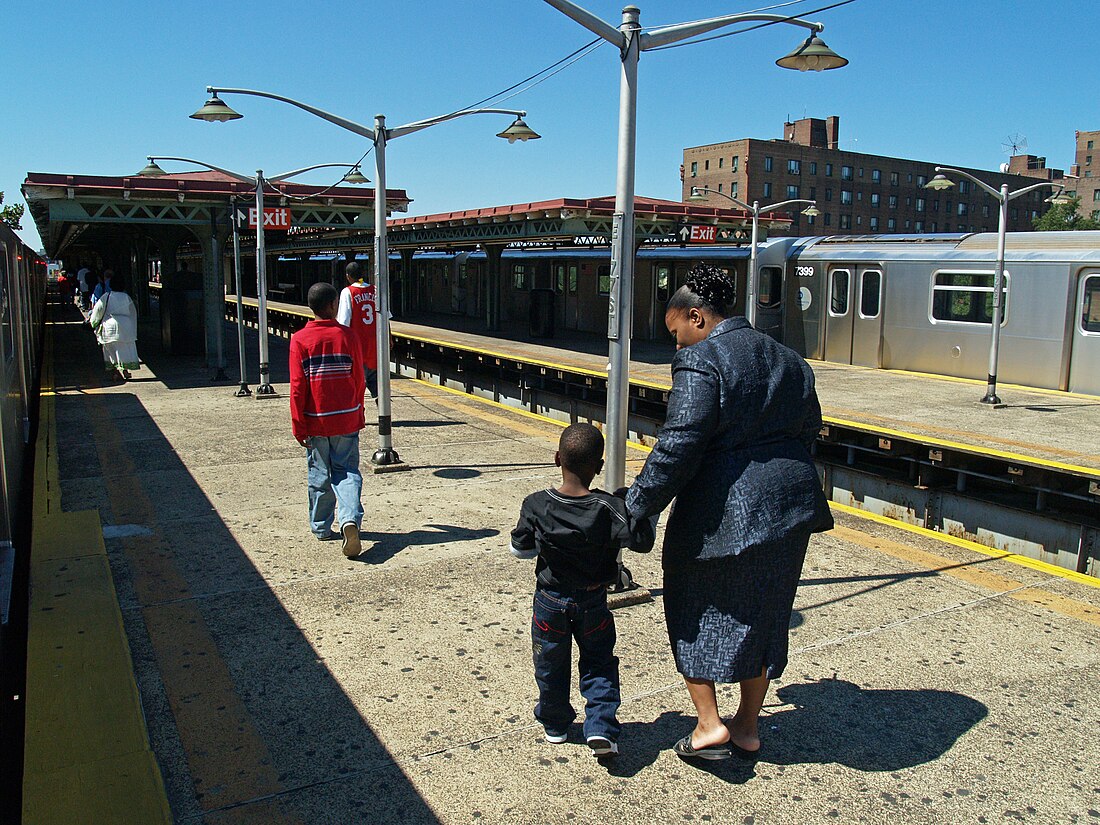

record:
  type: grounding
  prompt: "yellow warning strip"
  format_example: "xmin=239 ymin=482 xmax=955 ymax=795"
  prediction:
xmin=23 ymin=314 xmax=172 ymax=824
xmin=829 ymin=501 xmax=1099 ymax=589
xmin=823 ymin=415 xmax=1100 ymax=479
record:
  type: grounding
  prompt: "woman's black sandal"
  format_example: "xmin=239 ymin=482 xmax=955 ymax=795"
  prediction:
xmin=673 ymin=735 xmax=732 ymax=761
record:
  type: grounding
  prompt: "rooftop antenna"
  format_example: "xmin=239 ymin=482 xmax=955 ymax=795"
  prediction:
xmin=1001 ymin=132 xmax=1028 ymax=156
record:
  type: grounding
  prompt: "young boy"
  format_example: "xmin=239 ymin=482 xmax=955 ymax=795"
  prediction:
xmin=510 ymin=423 xmax=655 ymax=757
xmin=336 ymin=261 xmax=379 ymax=400
xmin=289 ymin=282 xmax=367 ymax=558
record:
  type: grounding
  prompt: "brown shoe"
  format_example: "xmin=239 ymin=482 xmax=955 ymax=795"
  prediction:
xmin=340 ymin=522 xmax=362 ymax=558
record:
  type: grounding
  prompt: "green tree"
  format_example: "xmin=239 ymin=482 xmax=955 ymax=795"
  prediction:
xmin=1032 ymin=196 xmax=1100 ymax=231
xmin=0 ymin=191 xmax=24 ymax=231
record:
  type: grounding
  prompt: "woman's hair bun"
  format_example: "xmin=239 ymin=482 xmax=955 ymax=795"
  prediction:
xmin=683 ymin=263 xmax=736 ymax=315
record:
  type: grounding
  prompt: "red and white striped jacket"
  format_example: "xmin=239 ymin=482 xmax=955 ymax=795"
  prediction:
xmin=289 ymin=319 xmax=366 ymax=439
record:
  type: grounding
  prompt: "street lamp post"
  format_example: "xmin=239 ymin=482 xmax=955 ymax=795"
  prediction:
xmin=139 ymin=156 xmax=369 ymax=395
xmin=689 ymin=187 xmax=818 ymax=328
xmin=924 ymin=167 xmax=1065 ymax=404
xmin=541 ymin=0 xmax=846 ymax=490
xmin=191 ymin=88 xmax=539 ymax=466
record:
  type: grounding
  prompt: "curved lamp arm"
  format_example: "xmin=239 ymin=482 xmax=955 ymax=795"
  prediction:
xmin=208 ymin=86 xmax=377 ymax=140
xmin=691 ymin=186 xmax=753 ymax=212
xmin=148 ymin=155 xmax=254 ymax=184
xmin=642 ymin=12 xmax=822 ymax=50
xmin=758 ymin=198 xmax=818 ymax=214
xmin=389 ymin=108 xmax=528 ymax=140
xmin=268 ymin=162 xmax=361 ymax=183
xmin=934 ymin=167 xmax=1001 ymax=200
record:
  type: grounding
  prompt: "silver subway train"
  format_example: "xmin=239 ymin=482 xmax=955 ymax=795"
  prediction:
xmin=271 ymin=230 xmax=1100 ymax=395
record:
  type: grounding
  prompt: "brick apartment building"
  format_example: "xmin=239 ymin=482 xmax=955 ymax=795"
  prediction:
xmin=682 ymin=116 xmax=1064 ymax=236
xmin=1068 ymin=128 xmax=1100 ymax=222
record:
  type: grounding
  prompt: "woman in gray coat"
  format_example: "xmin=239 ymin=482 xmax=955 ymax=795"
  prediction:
xmin=626 ymin=264 xmax=832 ymax=761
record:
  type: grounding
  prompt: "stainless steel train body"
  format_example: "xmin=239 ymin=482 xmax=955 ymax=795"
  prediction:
xmin=0 ymin=222 xmax=46 ymax=623
xmin=274 ymin=231 xmax=1100 ymax=395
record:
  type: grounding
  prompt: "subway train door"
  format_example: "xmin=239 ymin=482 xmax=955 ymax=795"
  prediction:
xmin=823 ymin=266 xmax=854 ymax=363
xmin=823 ymin=265 xmax=884 ymax=366
xmin=563 ymin=264 xmax=580 ymax=331
xmin=1068 ymin=269 xmax=1100 ymax=394
xmin=755 ymin=265 xmax=784 ymax=340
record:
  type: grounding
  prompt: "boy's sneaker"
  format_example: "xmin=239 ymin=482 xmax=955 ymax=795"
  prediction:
xmin=340 ymin=522 xmax=362 ymax=558
xmin=586 ymin=736 xmax=618 ymax=757
xmin=543 ymin=728 xmax=568 ymax=745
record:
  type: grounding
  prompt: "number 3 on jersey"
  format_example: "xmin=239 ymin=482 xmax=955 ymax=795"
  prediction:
xmin=361 ymin=301 xmax=375 ymax=326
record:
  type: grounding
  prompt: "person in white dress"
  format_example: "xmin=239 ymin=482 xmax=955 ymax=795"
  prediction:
xmin=89 ymin=274 xmax=140 ymax=379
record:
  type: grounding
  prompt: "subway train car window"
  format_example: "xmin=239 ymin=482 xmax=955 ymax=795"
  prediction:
xmin=512 ymin=264 xmax=528 ymax=291
xmin=655 ymin=266 xmax=671 ymax=304
xmin=1081 ymin=275 xmax=1100 ymax=333
xmin=829 ymin=269 xmax=850 ymax=316
xmin=554 ymin=265 xmax=565 ymax=295
xmin=567 ymin=265 xmax=578 ymax=295
xmin=757 ymin=266 xmax=783 ymax=309
xmin=859 ymin=270 xmax=882 ymax=319
xmin=930 ymin=271 xmax=1008 ymax=325
xmin=597 ymin=265 xmax=611 ymax=296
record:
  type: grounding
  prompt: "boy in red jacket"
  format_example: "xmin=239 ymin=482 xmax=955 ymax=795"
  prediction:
xmin=290 ymin=283 xmax=366 ymax=557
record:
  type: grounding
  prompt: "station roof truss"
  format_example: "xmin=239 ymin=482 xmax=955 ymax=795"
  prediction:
xmin=22 ymin=171 xmax=410 ymax=258
xmin=265 ymin=196 xmax=792 ymax=254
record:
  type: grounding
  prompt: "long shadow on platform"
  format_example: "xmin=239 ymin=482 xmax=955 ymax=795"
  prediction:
xmin=606 ymin=678 xmax=986 ymax=781
xmin=49 ymin=302 xmax=440 ymax=823
xmin=355 ymin=524 xmax=499 ymax=566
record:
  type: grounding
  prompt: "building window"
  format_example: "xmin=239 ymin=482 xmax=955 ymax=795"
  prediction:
xmin=788 ymin=159 xmax=801 ymax=174
xmin=907 ymin=173 xmax=913 ymax=183
xmin=1094 ymin=190 xmax=1100 ymax=202
xmin=841 ymin=190 xmax=853 ymax=205
xmin=717 ymin=183 xmax=723 ymax=193
xmin=1087 ymin=156 xmax=1093 ymax=165
xmin=1087 ymin=172 xmax=1093 ymax=178
xmin=823 ymin=213 xmax=831 ymax=226
xmin=825 ymin=163 xmax=833 ymax=177
xmin=982 ymin=204 xmax=990 ymax=217
xmin=916 ymin=197 xmax=925 ymax=212
xmin=704 ymin=159 xmax=710 ymax=171
xmin=890 ymin=172 xmax=899 ymax=186
xmin=930 ymin=222 xmax=937 ymax=232
xmin=1088 ymin=140 xmax=1095 ymax=150
xmin=958 ymin=202 xmax=968 ymax=216
xmin=931 ymin=271 xmax=1008 ymax=325
xmin=718 ymin=157 xmax=724 ymax=169
xmin=690 ymin=162 xmax=697 ymax=177
xmin=871 ymin=193 xmax=880 ymax=207
xmin=809 ymin=161 xmax=818 ymax=175
xmin=805 ymin=214 xmax=816 ymax=226
xmin=905 ymin=220 xmax=911 ymax=229
xmin=915 ymin=220 xmax=924 ymax=233
xmin=1011 ymin=207 xmax=1018 ymax=220
xmin=959 ymin=180 xmax=969 ymax=194
xmin=887 ymin=218 xmax=896 ymax=230
xmin=764 ymin=156 xmax=773 ymax=172
xmin=841 ymin=165 xmax=853 ymax=180
xmin=824 ymin=188 xmax=833 ymax=202
xmin=1093 ymin=210 xmax=1100 ymax=221
xmin=888 ymin=195 xmax=898 ymax=209
xmin=869 ymin=216 xmax=879 ymax=231
xmin=732 ymin=156 xmax=739 ymax=172
xmin=839 ymin=214 xmax=851 ymax=229
xmin=731 ymin=182 xmax=738 ymax=198
xmin=856 ymin=215 xmax=862 ymax=226
xmin=945 ymin=200 xmax=952 ymax=214
xmin=809 ymin=186 xmax=817 ymax=199
xmin=763 ymin=182 xmax=772 ymax=197
xmin=871 ymin=169 xmax=881 ymax=183
xmin=917 ymin=175 xmax=927 ymax=187
xmin=513 ymin=264 xmax=529 ymax=290
xmin=597 ymin=265 xmax=611 ymax=296
xmin=858 ymin=167 xmax=864 ymax=178
xmin=787 ymin=184 xmax=800 ymax=199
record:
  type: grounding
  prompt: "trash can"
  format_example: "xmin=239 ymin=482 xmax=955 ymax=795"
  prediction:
xmin=529 ymin=288 xmax=555 ymax=338
xmin=159 ymin=269 xmax=205 ymax=355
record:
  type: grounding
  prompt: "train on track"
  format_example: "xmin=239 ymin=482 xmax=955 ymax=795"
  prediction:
xmin=267 ymin=230 xmax=1100 ymax=395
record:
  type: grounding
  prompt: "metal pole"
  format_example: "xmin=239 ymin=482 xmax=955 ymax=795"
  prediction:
xmin=747 ymin=202 xmax=760 ymax=328
xmin=255 ymin=170 xmax=275 ymax=394
xmin=231 ymin=196 xmax=251 ymax=396
xmin=372 ymin=116 xmax=400 ymax=465
xmin=982 ymin=186 xmax=1009 ymax=405
xmin=605 ymin=4 xmax=641 ymax=491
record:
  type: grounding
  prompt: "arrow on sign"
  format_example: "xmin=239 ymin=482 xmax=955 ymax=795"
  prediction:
xmin=678 ymin=225 xmax=692 ymax=242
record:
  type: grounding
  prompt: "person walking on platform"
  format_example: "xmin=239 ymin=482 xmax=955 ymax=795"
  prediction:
xmin=336 ymin=261 xmax=379 ymax=400
xmin=510 ymin=423 xmax=655 ymax=758
xmin=625 ymin=263 xmax=833 ymax=762
xmin=76 ymin=264 xmax=91 ymax=310
xmin=88 ymin=273 xmax=139 ymax=380
xmin=91 ymin=268 xmax=113 ymax=305
xmin=290 ymin=282 xmax=367 ymax=558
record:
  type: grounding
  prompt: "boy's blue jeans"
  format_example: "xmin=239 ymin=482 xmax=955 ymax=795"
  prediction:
xmin=532 ymin=586 xmax=620 ymax=741
xmin=306 ymin=433 xmax=363 ymax=537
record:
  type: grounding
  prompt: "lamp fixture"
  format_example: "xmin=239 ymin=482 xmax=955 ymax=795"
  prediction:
xmin=496 ymin=117 xmax=541 ymax=143
xmin=189 ymin=94 xmax=243 ymax=122
xmin=775 ymin=34 xmax=848 ymax=72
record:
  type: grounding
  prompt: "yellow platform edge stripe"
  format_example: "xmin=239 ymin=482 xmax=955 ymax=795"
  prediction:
xmin=23 ymin=317 xmax=173 ymax=824
xmin=829 ymin=501 xmax=1099 ymax=589
xmin=407 ymin=376 xmax=1097 ymax=590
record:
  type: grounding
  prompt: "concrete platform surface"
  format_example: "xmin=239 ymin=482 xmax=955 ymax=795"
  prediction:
xmin=46 ymin=304 xmax=1100 ymax=824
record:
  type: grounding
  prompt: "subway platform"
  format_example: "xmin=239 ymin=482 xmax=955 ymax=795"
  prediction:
xmin=24 ymin=300 xmax=1100 ymax=824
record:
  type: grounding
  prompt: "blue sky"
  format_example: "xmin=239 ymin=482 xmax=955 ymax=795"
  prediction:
xmin=4 ymin=0 xmax=1094 ymax=250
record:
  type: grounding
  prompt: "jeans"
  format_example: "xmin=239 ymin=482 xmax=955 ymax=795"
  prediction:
xmin=532 ymin=586 xmax=620 ymax=741
xmin=306 ymin=432 xmax=364 ymax=537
